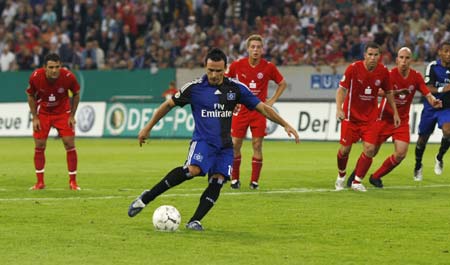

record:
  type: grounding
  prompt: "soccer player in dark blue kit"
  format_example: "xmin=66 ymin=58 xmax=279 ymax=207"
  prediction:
xmin=128 ymin=48 xmax=299 ymax=231
xmin=414 ymin=42 xmax=450 ymax=181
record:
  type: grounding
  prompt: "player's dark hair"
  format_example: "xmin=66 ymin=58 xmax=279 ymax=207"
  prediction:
xmin=204 ymin=48 xmax=227 ymax=67
xmin=44 ymin=53 xmax=61 ymax=65
xmin=364 ymin=42 xmax=381 ymax=53
xmin=439 ymin=41 xmax=450 ymax=50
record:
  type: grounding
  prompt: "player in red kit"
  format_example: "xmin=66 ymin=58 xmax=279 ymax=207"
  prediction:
xmin=226 ymin=34 xmax=287 ymax=190
xmin=366 ymin=47 xmax=442 ymax=187
xmin=335 ymin=42 xmax=400 ymax=192
xmin=26 ymin=53 xmax=81 ymax=190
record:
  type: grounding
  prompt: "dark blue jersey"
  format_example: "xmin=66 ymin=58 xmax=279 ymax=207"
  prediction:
xmin=424 ymin=59 xmax=450 ymax=109
xmin=173 ymin=75 xmax=260 ymax=148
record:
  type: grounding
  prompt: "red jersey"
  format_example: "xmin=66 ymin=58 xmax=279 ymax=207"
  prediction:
xmin=26 ymin=68 xmax=80 ymax=115
xmin=227 ymin=57 xmax=284 ymax=102
xmin=378 ymin=67 xmax=430 ymax=123
xmin=339 ymin=61 xmax=391 ymax=123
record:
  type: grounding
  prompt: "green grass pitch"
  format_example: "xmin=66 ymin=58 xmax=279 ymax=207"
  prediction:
xmin=0 ymin=137 xmax=449 ymax=265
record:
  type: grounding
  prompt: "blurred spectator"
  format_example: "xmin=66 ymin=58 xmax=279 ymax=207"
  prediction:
xmin=41 ymin=3 xmax=57 ymax=26
xmin=297 ymin=0 xmax=319 ymax=37
xmin=0 ymin=0 xmax=449 ymax=71
xmin=2 ymin=0 xmax=19 ymax=28
xmin=0 ymin=44 xmax=17 ymax=71
xmin=115 ymin=24 xmax=136 ymax=56
xmin=161 ymin=81 xmax=177 ymax=100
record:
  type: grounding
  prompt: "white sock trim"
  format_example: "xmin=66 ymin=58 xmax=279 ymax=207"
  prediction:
xmin=35 ymin=169 xmax=45 ymax=173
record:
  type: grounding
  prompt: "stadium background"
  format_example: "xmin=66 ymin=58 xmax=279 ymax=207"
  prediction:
xmin=1 ymin=0 xmax=449 ymax=142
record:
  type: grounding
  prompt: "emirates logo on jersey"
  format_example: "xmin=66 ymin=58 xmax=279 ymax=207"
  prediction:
xmin=58 ymin=87 xmax=65 ymax=93
xmin=257 ymin=72 xmax=264 ymax=79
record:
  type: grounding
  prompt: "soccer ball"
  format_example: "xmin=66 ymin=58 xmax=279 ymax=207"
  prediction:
xmin=152 ymin=205 xmax=181 ymax=231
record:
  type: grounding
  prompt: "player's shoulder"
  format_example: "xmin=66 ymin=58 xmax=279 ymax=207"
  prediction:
xmin=60 ymin=68 xmax=76 ymax=79
xmin=377 ymin=62 xmax=389 ymax=72
xmin=426 ymin=60 xmax=439 ymax=69
xmin=179 ymin=76 xmax=204 ymax=93
xmin=226 ymin=77 xmax=250 ymax=92
xmin=30 ymin=68 xmax=45 ymax=79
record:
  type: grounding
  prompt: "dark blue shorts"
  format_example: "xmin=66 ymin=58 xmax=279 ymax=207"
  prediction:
xmin=185 ymin=140 xmax=233 ymax=180
xmin=418 ymin=107 xmax=450 ymax=135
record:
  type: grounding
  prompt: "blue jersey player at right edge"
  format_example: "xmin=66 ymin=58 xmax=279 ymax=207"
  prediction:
xmin=414 ymin=41 xmax=450 ymax=181
xmin=128 ymin=48 xmax=299 ymax=231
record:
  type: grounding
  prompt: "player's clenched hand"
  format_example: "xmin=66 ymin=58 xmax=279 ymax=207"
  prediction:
xmin=32 ymin=117 xmax=41 ymax=132
xmin=233 ymin=104 xmax=241 ymax=115
xmin=336 ymin=108 xmax=345 ymax=121
xmin=138 ymin=129 xmax=150 ymax=147
xmin=432 ymin=98 xmax=443 ymax=108
xmin=393 ymin=113 xmax=401 ymax=128
xmin=68 ymin=115 xmax=76 ymax=128
xmin=284 ymin=125 xmax=300 ymax=144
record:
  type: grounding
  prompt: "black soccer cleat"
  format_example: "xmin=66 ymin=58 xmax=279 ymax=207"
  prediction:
xmin=128 ymin=198 xmax=146 ymax=217
xmin=369 ymin=175 xmax=383 ymax=188
xmin=230 ymin=179 xmax=241 ymax=189
xmin=346 ymin=170 xmax=355 ymax=188
xmin=249 ymin=181 xmax=259 ymax=190
xmin=186 ymin=220 xmax=204 ymax=231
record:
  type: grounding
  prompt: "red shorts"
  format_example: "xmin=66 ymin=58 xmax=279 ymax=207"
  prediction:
xmin=231 ymin=110 xmax=266 ymax=138
xmin=34 ymin=113 xmax=75 ymax=139
xmin=340 ymin=119 xmax=378 ymax=146
xmin=376 ymin=119 xmax=410 ymax=144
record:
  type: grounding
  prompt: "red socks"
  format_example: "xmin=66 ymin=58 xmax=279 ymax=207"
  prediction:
xmin=372 ymin=155 xmax=400 ymax=179
xmin=251 ymin=157 xmax=263 ymax=183
xmin=337 ymin=150 xmax=349 ymax=177
xmin=231 ymin=155 xmax=241 ymax=181
xmin=67 ymin=148 xmax=78 ymax=180
xmin=34 ymin=147 xmax=45 ymax=183
xmin=354 ymin=152 xmax=373 ymax=182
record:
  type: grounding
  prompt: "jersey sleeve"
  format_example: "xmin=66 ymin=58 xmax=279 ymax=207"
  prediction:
xmin=226 ymin=61 xmax=236 ymax=78
xmin=69 ymin=72 xmax=81 ymax=94
xmin=415 ymin=71 xmax=431 ymax=96
xmin=238 ymin=83 xmax=260 ymax=110
xmin=424 ymin=62 xmax=436 ymax=86
xmin=172 ymin=84 xmax=192 ymax=107
xmin=380 ymin=67 xmax=392 ymax=92
xmin=339 ymin=64 xmax=353 ymax=89
xmin=269 ymin=63 xmax=284 ymax=84
xmin=26 ymin=71 xmax=38 ymax=95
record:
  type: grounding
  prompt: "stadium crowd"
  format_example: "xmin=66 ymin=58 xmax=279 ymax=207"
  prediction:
xmin=0 ymin=0 xmax=450 ymax=72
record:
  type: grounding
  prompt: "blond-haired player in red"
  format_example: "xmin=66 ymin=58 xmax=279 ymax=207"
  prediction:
xmin=26 ymin=53 xmax=81 ymax=190
xmin=366 ymin=47 xmax=441 ymax=187
xmin=335 ymin=42 xmax=400 ymax=192
xmin=226 ymin=34 xmax=287 ymax=190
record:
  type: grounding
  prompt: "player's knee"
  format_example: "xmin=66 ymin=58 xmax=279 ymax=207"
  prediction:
xmin=187 ymin=165 xmax=202 ymax=177
xmin=209 ymin=175 xmax=225 ymax=188
xmin=364 ymin=145 xmax=376 ymax=157
xmin=395 ymin=153 xmax=407 ymax=162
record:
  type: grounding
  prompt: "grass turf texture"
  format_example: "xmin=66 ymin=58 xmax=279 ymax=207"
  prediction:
xmin=0 ymin=138 xmax=449 ymax=265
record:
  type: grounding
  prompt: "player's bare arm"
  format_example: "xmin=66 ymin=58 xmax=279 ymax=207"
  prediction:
xmin=425 ymin=93 xmax=443 ymax=108
xmin=138 ymin=98 xmax=175 ymax=146
xmin=335 ymin=86 xmax=346 ymax=120
xmin=428 ymin=83 xmax=450 ymax=94
xmin=69 ymin=92 xmax=80 ymax=128
xmin=385 ymin=90 xmax=401 ymax=127
xmin=255 ymin=102 xmax=300 ymax=143
xmin=266 ymin=80 xmax=287 ymax=106
xmin=26 ymin=93 xmax=41 ymax=132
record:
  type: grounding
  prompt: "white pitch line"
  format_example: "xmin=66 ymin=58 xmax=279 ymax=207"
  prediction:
xmin=0 ymin=184 xmax=449 ymax=202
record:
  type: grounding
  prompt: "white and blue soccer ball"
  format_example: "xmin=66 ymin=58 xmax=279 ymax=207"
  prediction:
xmin=152 ymin=205 xmax=181 ymax=231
